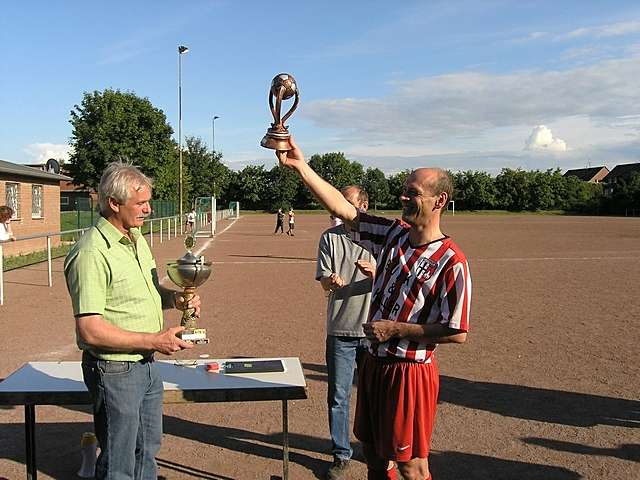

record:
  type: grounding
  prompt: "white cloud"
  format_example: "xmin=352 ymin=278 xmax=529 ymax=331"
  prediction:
xmin=346 ymin=137 xmax=640 ymax=176
xmin=525 ymin=125 xmax=567 ymax=151
xmin=23 ymin=143 xmax=73 ymax=164
xmin=518 ymin=21 xmax=640 ymax=43
xmin=562 ymin=20 xmax=640 ymax=40
xmin=302 ymin=57 xmax=640 ymax=154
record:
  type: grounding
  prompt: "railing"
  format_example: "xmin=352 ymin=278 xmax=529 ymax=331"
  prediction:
xmin=1 ymin=207 xmax=240 ymax=305
xmin=1 ymin=215 xmax=179 ymax=305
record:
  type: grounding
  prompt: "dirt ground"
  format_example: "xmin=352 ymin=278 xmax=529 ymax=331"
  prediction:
xmin=0 ymin=213 xmax=638 ymax=479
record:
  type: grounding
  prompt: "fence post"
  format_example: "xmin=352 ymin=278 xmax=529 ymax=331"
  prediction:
xmin=168 ymin=217 xmax=171 ymax=238
xmin=47 ymin=236 xmax=52 ymax=287
xmin=0 ymin=244 xmax=4 ymax=305
xmin=150 ymin=220 xmax=154 ymax=247
xmin=174 ymin=217 xmax=177 ymax=238
xmin=160 ymin=219 xmax=163 ymax=243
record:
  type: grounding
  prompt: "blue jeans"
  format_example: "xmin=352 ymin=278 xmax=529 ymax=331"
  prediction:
xmin=82 ymin=355 xmax=163 ymax=480
xmin=326 ymin=335 xmax=367 ymax=461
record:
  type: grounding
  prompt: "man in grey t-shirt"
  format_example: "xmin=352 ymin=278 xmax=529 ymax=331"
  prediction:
xmin=316 ymin=186 xmax=375 ymax=479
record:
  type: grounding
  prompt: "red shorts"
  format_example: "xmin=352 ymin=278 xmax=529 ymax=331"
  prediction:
xmin=354 ymin=352 xmax=439 ymax=462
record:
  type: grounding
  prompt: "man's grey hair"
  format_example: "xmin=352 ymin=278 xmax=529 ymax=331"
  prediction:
xmin=98 ymin=161 xmax=153 ymax=214
xmin=340 ymin=185 xmax=368 ymax=207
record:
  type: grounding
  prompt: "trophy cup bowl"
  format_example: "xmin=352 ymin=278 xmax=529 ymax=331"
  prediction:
xmin=167 ymin=249 xmax=212 ymax=344
xmin=261 ymin=73 xmax=300 ymax=151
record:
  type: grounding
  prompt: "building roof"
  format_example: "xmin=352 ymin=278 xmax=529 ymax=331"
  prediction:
xmin=0 ymin=159 xmax=71 ymax=181
xmin=563 ymin=166 xmax=608 ymax=181
xmin=604 ymin=162 xmax=640 ymax=181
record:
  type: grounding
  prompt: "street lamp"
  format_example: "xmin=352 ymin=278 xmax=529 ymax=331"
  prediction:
xmin=212 ymin=115 xmax=220 ymax=153
xmin=178 ymin=44 xmax=189 ymax=233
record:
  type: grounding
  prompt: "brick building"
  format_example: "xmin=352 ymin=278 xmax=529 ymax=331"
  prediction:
xmin=1 ymin=159 xmax=71 ymax=256
xmin=563 ymin=166 xmax=609 ymax=183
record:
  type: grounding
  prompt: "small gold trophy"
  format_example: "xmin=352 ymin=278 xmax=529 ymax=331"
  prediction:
xmin=260 ymin=73 xmax=300 ymax=151
xmin=167 ymin=236 xmax=212 ymax=344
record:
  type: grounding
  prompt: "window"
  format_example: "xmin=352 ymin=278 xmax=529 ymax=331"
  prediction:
xmin=5 ymin=182 xmax=19 ymax=218
xmin=32 ymin=185 xmax=43 ymax=218
xmin=60 ymin=196 xmax=69 ymax=206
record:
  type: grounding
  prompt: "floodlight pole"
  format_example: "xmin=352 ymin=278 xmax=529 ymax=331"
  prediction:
xmin=178 ymin=45 xmax=189 ymax=233
xmin=212 ymin=115 xmax=220 ymax=153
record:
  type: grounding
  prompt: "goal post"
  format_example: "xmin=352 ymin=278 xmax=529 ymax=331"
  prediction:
xmin=447 ymin=200 xmax=455 ymax=216
xmin=193 ymin=198 xmax=240 ymax=238
xmin=194 ymin=196 xmax=216 ymax=237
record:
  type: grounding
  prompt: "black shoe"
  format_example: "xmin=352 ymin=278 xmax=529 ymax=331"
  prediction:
xmin=325 ymin=458 xmax=350 ymax=480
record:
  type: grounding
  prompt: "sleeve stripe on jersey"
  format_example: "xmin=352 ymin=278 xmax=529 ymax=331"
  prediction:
xmin=441 ymin=261 xmax=470 ymax=331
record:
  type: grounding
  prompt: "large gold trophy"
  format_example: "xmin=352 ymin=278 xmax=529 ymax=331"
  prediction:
xmin=260 ymin=73 xmax=300 ymax=151
xmin=167 ymin=236 xmax=212 ymax=344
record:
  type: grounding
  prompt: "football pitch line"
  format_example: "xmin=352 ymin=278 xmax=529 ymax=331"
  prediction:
xmin=475 ymin=255 xmax=640 ymax=262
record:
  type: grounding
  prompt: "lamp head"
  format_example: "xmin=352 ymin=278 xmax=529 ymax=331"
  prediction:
xmin=178 ymin=45 xmax=189 ymax=54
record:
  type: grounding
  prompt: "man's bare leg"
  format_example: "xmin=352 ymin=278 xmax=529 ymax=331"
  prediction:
xmin=362 ymin=443 xmax=397 ymax=480
xmin=397 ymin=457 xmax=430 ymax=480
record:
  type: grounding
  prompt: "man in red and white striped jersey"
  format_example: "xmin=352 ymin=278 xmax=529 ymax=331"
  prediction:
xmin=276 ymin=139 xmax=471 ymax=480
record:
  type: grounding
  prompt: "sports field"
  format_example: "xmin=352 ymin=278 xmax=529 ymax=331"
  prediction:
xmin=0 ymin=213 xmax=638 ymax=479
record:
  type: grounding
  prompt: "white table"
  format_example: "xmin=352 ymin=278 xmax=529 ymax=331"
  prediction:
xmin=0 ymin=357 xmax=308 ymax=480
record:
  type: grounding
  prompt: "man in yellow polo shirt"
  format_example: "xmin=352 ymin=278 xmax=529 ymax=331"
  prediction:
xmin=64 ymin=162 xmax=198 ymax=480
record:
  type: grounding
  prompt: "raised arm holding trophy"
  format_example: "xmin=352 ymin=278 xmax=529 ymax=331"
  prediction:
xmin=261 ymin=73 xmax=299 ymax=151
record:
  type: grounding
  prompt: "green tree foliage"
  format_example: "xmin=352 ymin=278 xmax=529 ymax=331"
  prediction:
xmin=227 ymin=165 xmax=269 ymax=210
xmin=387 ymin=170 xmax=411 ymax=209
xmin=495 ymin=168 xmax=533 ymax=211
xmin=183 ymin=136 xmax=232 ymax=206
xmin=308 ymin=152 xmax=364 ymax=188
xmin=452 ymin=170 xmax=497 ymax=210
xmin=68 ymin=89 xmax=177 ymax=199
xmin=363 ymin=167 xmax=390 ymax=210
xmin=266 ymin=165 xmax=301 ymax=211
xmin=297 ymin=152 xmax=364 ymax=208
xmin=562 ymin=175 xmax=602 ymax=212
xmin=605 ymin=172 xmax=640 ymax=214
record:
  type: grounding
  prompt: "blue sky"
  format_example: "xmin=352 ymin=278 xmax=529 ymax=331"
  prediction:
xmin=1 ymin=0 xmax=639 ymax=174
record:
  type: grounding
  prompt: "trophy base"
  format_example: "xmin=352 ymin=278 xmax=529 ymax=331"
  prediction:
xmin=178 ymin=328 xmax=209 ymax=344
xmin=261 ymin=130 xmax=293 ymax=151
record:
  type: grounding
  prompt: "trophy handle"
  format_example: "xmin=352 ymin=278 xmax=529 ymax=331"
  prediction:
xmin=281 ymin=90 xmax=300 ymax=126
xmin=274 ymin=85 xmax=286 ymax=128
xmin=180 ymin=287 xmax=198 ymax=330
xmin=268 ymin=90 xmax=278 ymax=126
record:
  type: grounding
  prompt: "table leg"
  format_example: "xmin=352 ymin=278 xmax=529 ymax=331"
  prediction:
xmin=25 ymin=404 xmax=37 ymax=480
xmin=282 ymin=400 xmax=289 ymax=480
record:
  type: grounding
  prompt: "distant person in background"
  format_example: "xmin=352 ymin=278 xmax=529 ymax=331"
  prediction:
xmin=287 ymin=207 xmax=295 ymax=236
xmin=186 ymin=208 xmax=196 ymax=233
xmin=274 ymin=208 xmax=285 ymax=234
xmin=316 ymin=186 xmax=375 ymax=480
xmin=0 ymin=206 xmax=16 ymax=242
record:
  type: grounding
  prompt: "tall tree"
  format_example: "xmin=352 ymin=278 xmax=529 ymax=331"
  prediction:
xmin=387 ymin=170 xmax=411 ymax=209
xmin=453 ymin=170 xmax=497 ymax=210
xmin=301 ymin=152 xmax=364 ymax=207
xmin=495 ymin=168 xmax=532 ymax=211
xmin=266 ymin=165 xmax=301 ymax=211
xmin=68 ymin=88 xmax=177 ymax=199
xmin=183 ymin=136 xmax=232 ymax=206
xmin=227 ymin=165 xmax=269 ymax=210
xmin=362 ymin=167 xmax=390 ymax=210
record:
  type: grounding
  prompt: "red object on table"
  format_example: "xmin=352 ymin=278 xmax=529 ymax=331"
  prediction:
xmin=206 ymin=362 xmax=220 ymax=373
